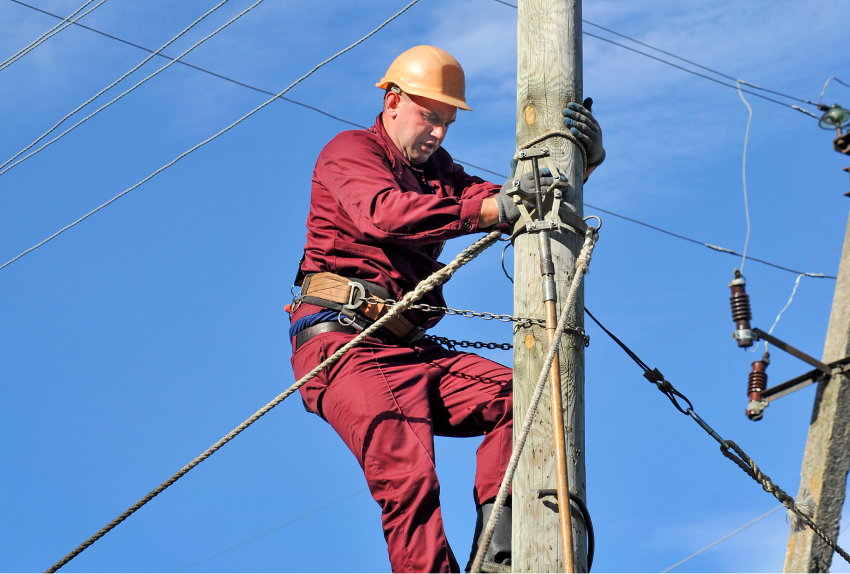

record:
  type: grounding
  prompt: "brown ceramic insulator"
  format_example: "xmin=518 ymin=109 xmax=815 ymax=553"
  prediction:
xmin=746 ymin=359 xmax=768 ymax=421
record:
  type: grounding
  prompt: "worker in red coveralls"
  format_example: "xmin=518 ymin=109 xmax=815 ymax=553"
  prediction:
xmin=288 ymin=45 xmax=605 ymax=572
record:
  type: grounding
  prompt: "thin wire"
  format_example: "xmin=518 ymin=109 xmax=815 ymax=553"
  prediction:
xmin=0 ymin=0 xmax=256 ymax=178
xmin=0 ymin=0 xmax=423 ymax=274
xmin=584 ymin=203 xmax=835 ymax=279
xmin=585 ymin=246 xmax=841 ymax=383
xmin=737 ymin=80 xmax=753 ymax=274
xmin=6 ymin=0 xmax=508 ymax=178
xmin=0 ymin=0 xmax=233 ymax=175
xmin=817 ymin=77 xmax=850 ymax=105
xmin=660 ymin=505 xmax=783 ymax=572
xmin=487 ymin=0 xmax=819 ymax=117
xmin=0 ymin=0 xmax=108 ymax=72
xmin=762 ymin=273 xmax=805 ymax=354
xmin=174 ymin=437 xmax=478 ymax=572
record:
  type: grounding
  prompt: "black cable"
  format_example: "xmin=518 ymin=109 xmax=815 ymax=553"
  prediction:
xmin=584 ymin=203 xmax=836 ymax=279
xmin=488 ymin=0 xmax=818 ymax=115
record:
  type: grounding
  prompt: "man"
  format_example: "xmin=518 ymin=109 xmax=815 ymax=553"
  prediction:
xmin=288 ymin=45 xmax=604 ymax=572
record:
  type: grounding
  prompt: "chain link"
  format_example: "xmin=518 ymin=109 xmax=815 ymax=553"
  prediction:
xmin=360 ymin=296 xmax=590 ymax=347
xmin=424 ymin=335 xmax=513 ymax=351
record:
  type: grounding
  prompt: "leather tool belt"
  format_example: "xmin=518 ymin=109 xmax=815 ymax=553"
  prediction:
xmin=295 ymin=272 xmax=425 ymax=345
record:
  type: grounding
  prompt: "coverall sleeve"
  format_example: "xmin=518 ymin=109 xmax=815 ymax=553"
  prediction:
xmin=315 ymin=132 xmax=493 ymax=244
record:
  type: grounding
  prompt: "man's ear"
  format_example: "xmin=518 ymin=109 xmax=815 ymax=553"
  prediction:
xmin=384 ymin=91 xmax=402 ymax=119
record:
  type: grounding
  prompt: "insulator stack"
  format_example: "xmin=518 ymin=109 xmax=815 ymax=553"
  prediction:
xmin=729 ymin=269 xmax=754 ymax=348
xmin=746 ymin=353 xmax=769 ymax=421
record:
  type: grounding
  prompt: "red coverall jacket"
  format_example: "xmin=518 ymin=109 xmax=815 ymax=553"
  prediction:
xmin=290 ymin=115 xmax=512 ymax=573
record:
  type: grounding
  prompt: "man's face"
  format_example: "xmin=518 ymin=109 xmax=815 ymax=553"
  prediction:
xmin=384 ymin=91 xmax=457 ymax=164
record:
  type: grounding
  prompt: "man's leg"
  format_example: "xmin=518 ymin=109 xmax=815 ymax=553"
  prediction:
xmin=416 ymin=342 xmax=514 ymax=569
xmin=292 ymin=332 xmax=459 ymax=573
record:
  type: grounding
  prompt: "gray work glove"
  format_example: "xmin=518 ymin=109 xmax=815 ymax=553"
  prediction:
xmin=562 ymin=97 xmax=605 ymax=168
xmin=494 ymin=169 xmax=554 ymax=224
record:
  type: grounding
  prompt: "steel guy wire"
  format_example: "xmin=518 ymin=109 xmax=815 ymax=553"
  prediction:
xmin=817 ymin=77 xmax=850 ymax=106
xmin=7 ymin=0 xmax=370 ymax=130
xmin=0 ymin=0 xmax=109 ymax=72
xmin=582 ymin=308 xmax=850 ymax=566
xmin=0 ymin=0 xmax=424 ymax=274
xmin=737 ymin=80 xmax=754 ymax=274
xmin=660 ymin=505 xmax=783 ymax=573
xmin=488 ymin=0 xmax=820 ymax=118
xmin=0 ymin=0 xmax=234 ymax=175
xmin=584 ymin=203 xmax=836 ymax=279
xmin=174 ymin=437 xmax=479 ymax=572
xmin=0 ymin=0 xmax=258 ymax=178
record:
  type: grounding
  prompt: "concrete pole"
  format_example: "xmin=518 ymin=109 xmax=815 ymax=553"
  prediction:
xmin=784 ymin=206 xmax=850 ymax=572
xmin=512 ymin=0 xmax=587 ymax=571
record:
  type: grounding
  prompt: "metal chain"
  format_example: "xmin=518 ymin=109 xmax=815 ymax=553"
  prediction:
xmin=423 ymin=334 xmax=513 ymax=351
xmin=360 ymin=295 xmax=545 ymax=327
xmin=361 ymin=296 xmax=590 ymax=347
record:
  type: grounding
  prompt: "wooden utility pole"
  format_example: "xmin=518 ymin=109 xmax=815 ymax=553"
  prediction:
xmin=512 ymin=0 xmax=587 ymax=571
xmin=784 ymin=208 xmax=850 ymax=573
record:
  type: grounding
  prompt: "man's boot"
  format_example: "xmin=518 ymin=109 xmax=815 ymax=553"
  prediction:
xmin=466 ymin=499 xmax=511 ymax=572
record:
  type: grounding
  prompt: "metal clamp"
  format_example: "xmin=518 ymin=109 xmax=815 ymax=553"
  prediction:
xmin=343 ymin=281 xmax=366 ymax=311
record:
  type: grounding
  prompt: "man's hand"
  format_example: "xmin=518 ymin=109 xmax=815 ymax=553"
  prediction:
xmin=562 ymin=97 xmax=605 ymax=170
xmin=492 ymin=170 xmax=554 ymax=224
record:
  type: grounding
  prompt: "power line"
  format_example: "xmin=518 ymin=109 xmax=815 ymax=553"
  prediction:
xmin=660 ymin=505 xmax=783 ymax=572
xmin=488 ymin=0 xmax=820 ymax=118
xmin=7 ymin=0 xmax=506 ymax=177
xmin=6 ymin=0 xmax=369 ymax=128
xmin=585 ymin=245 xmax=840 ymax=384
xmin=1 ymin=3 xmax=830 ymax=279
xmin=0 ymin=0 xmax=109 ymax=72
xmin=584 ymin=203 xmax=836 ymax=279
xmin=0 ymin=0 xmax=425 ymax=274
xmin=174 ymin=437 xmax=478 ymax=572
xmin=0 ymin=0 xmax=258 ymax=178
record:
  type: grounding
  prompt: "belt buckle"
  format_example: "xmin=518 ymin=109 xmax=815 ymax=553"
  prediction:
xmin=343 ymin=281 xmax=366 ymax=311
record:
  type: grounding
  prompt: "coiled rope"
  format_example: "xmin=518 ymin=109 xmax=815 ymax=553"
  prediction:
xmin=471 ymin=227 xmax=598 ymax=573
xmin=45 ymin=230 xmax=501 ymax=573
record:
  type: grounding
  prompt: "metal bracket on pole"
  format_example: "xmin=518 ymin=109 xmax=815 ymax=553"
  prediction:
xmin=752 ymin=328 xmax=832 ymax=375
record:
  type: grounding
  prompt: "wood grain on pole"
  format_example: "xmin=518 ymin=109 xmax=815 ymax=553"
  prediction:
xmin=784 ymin=207 xmax=850 ymax=573
xmin=513 ymin=0 xmax=587 ymax=571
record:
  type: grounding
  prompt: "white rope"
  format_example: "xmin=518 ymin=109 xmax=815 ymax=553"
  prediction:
xmin=0 ymin=0 xmax=255 ymax=177
xmin=0 ymin=0 xmax=109 ymax=72
xmin=0 ymin=0 xmax=423 ymax=274
xmin=45 ymin=229 xmax=500 ymax=573
xmin=818 ymin=77 xmax=837 ymax=105
xmin=471 ymin=228 xmax=598 ymax=573
xmin=736 ymin=80 xmax=753 ymax=275
xmin=0 ymin=0 xmax=234 ymax=175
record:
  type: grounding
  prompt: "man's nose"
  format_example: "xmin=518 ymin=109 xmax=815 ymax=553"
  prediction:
xmin=432 ymin=125 xmax=447 ymax=141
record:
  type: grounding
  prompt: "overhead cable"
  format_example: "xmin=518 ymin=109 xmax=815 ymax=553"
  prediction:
xmin=0 ymin=0 xmax=234 ymax=175
xmin=174 ymin=437 xmax=478 ymax=572
xmin=489 ymin=0 xmax=820 ymax=118
xmin=0 ymin=0 xmax=426 ymax=274
xmin=584 ymin=203 xmax=835 ymax=279
xmin=7 ymin=0 xmax=508 ymax=176
xmin=660 ymin=505 xmax=783 ymax=572
xmin=0 ymin=0 xmax=259 ymax=178
xmin=0 ymin=0 xmax=109 ymax=72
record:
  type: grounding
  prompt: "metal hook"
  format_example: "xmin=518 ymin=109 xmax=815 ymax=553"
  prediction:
xmin=583 ymin=214 xmax=602 ymax=232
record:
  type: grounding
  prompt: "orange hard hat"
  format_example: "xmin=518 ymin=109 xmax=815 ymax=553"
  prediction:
xmin=376 ymin=45 xmax=471 ymax=111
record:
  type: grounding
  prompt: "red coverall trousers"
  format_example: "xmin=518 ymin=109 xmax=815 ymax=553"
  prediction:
xmin=291 ymin=330 xmax=513 ymax=573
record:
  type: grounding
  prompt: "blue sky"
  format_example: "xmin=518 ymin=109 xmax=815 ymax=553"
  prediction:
xmin=1 ymin=0 xmax=849 ymax=571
